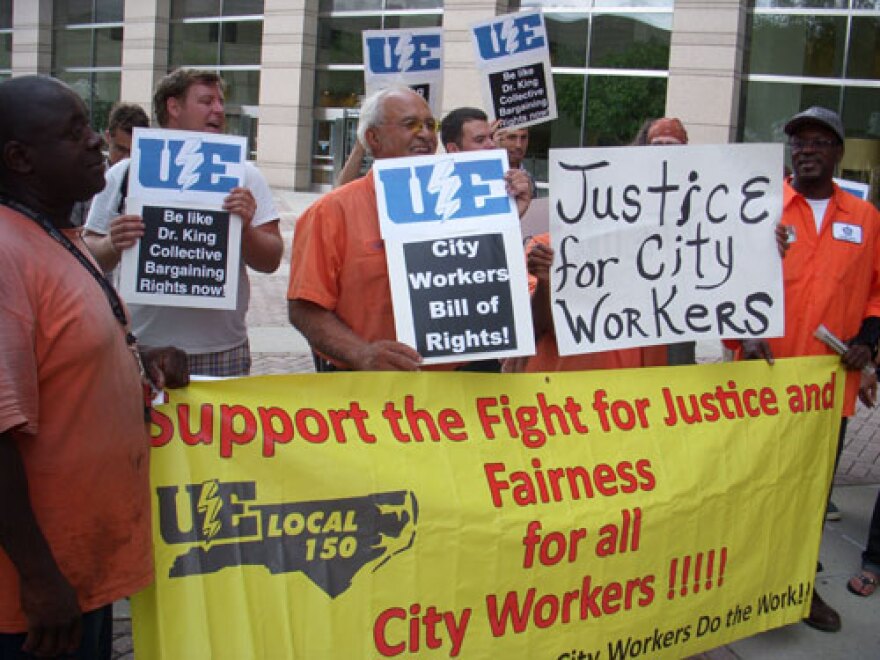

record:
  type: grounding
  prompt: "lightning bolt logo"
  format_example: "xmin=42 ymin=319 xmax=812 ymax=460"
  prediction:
xmin=427 ymin=159 xmax=462 ymax=221
xmin=396 ymin=32 xmax=417 ymax=72
xmin=175 ymin=138 xmax=204 ymax=191
xmin=500 ymin=17 xmax=519 ymax=55
xmin=197 ymin=479 xmax=222 ymax=544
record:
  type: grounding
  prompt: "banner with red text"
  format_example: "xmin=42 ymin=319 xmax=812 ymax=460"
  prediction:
xmin=132 ymin=356 xmax=842 ymax=659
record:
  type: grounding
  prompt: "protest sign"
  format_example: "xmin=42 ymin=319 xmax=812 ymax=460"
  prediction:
xmin=372 ymin=150 xmax=534 ymax=364
xmin=470 ymin=10 xmax=557 ymax=129
xmin=363 ymin=28 xmax=443 ymax=117
xmin=118 ymin=128 xmax=246 ymax=310
xmin=549 ymin=143 xmax=784 ymax=356
xmin=834 ymin=177 xmax=870 ymax=201
xmin=133 ymin=356 xmax=842 ymax=659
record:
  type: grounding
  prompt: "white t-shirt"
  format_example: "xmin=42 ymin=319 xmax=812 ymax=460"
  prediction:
xmin=806 ymin=197 xmax=830 ymax=233
xmin=85 ymin=159 xmax=279 ymax=353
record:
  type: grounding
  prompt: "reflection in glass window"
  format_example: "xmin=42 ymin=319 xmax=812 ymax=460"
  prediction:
xmin=847 ymin=17 xmax=880 ymax=80
xmin=53 ymin=29 xmax=93 ymax=70
xmin=52 ymin=1 xmax=125 ymax=131
xmin=171 ymin=0 xmax=263 ymax=20
xmin=95 ymin=27 xmax=124 ymax=68
xmin=585 ymin=74 xmax=667 ymax=145
xmin=740 ymin=80 xmax=841 ymax=143
xmin=54 ymin=0 xmax=96 ymax=25
xmin=319 ymin=0 xmax=383 ymax=11
xmin=753 ymin=1 xmax=847 ymax=7
xmin=314 ymin=70 xmax=364 ymax=108
xmin=220 ymin=21 xmax=263 ymax=65
xmin=170 ymin=22 xmax=221 ymax=66
xmin=590 ymin=13 xmax=671 ymax=70
xmin=0 ymin=0 xmax=11 ymax=30
xmin=384 ymin=14 xmax=443 ymax=29
xmin=171 ymin=1 xmax=221 ymax=20
xmin=521 ymin=0 xmax=673 ymax=7
xmin=223 ymin=0 xmax=264 ymax=16
xmin=545 ymin=13 xmax=589 ymax=68
xmin=56 ymin=70 xmax=122 ymax=132
xmin=318 ymin=16 xmax=381 ymax=65
xmin=842 ymin=87 xmax=880 ymax=140
xmin=748 ymin=14 xmax=846 ymax=78
xmin=0 ymin=33 xmax=9 ymax=71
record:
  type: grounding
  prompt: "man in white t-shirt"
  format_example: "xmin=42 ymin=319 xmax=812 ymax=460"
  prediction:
xmin=84 ymin=69 xmax=283 ymax=376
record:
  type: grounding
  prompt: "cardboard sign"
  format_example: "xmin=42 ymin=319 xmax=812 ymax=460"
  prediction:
xmin=118 ymin=128 xmax=245 ymax=310
xmin=373 ymin=150 xmax=534 ymax=364
xmin=470 ymin=10 xmax=557 ymax=129
xmin=549 ymin=144 xmax=785 ymax=355
xmin=133 ymin=357 xmax=842 ymax=659
xmin=363 ymin=28 xmax=443 ymax=117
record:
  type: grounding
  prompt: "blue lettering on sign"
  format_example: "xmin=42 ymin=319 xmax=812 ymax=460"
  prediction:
xmin=366 ymin=34 xmax=442 ymax=74
xmin=378 ymin=159 xmax=511 ymax=224
xmin=137 ymin=138 xmax=241 ymax=193
xmin=473 ymin=13 xmax=545 ymax=61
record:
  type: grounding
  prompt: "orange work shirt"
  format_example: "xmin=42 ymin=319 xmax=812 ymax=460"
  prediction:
xmin=770 ymin=180 xmax=880 ymax=416
xmin=0 ymin=208 xmax=152 ymax=632
xmin=288 ymin=171 xmax=456 ymax=370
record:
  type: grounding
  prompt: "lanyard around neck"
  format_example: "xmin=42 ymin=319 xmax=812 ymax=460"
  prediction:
xmin=1 ymin=195 xmax=135 ymax=346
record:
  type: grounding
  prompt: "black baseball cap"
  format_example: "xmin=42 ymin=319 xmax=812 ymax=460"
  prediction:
xmin=784 ymin=106 xmax=845 ymax=143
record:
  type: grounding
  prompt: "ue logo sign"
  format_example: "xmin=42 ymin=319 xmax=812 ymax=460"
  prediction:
xmin=137 ymin=137 xmax=242 ymax=193
xmin=378 ymin=158 xmax=511 ymax=224
xmin=473 ymin=13 xmax=545 ymax=61
xmin=365 ymin=33 xmax=441 ymax=74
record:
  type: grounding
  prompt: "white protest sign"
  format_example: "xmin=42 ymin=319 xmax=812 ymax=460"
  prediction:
xmin=373 ymin=150 xmax=534 ymax=364
xmin=549 ymin=143 xmax=785 ymax=355
xmin=363 ymin=27 xmax=443 ymax=117
xmin=118 ymin=128 xmax=245 ymax=310
xmin=470 ymin=10 xmax=557 ymax=130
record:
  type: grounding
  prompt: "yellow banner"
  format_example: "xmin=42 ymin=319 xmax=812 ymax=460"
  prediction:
xmin=132 ymin=356 xmax=843 ymax=659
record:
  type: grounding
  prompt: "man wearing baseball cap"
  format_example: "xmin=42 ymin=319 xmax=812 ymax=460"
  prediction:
xmin=738 ymin=106 xmax=880 ymax=632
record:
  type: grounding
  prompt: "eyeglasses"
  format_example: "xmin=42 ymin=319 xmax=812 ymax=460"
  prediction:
xmin=789 ymin=138 xmax=840 ymax=151
xmin=383 ymin=117 xmax=440 ymax=134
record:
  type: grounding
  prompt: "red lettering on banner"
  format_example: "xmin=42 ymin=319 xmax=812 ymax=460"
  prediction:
xmin=373 ymin=603 xmax=472 ymax=657
xmin=220 ymin=404 xmax=257 ymax=457
xmin=178 ymin=403 xmax=213 ymax=446
xmin=381 ymin=396 xmax=467 ymax=443
xmin=485 ymin=574 xmax=655 ymax=636
xmin=483 ymin=458 xmax=656 ymax=508
xmin=149 ymin=408 xmax=173 ymax=447
xmin=258 ymin=406 xmax=294 ymax=456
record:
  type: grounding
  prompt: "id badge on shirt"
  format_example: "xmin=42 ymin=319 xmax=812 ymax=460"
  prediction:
xmin=832 ymin=222 xmax=862 ymax=244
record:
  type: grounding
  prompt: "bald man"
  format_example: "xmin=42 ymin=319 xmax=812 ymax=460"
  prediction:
xmin=0 ymin=76 xmax=186 ymax=659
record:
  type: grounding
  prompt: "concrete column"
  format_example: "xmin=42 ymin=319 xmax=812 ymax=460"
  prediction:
xmin=441 ymin=0 xmax=514 ymax=118
xmin=12 ymin=0 xmax=52 ymax=75
xmin=257 ymin=0 xmax=317 ymax=190
xmin=121 ymin=0 xmax=169 ymax=116
xmin=665 ymin=0 xmax=749 ymax=144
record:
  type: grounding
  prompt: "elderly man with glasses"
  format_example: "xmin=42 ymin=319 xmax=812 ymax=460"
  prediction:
xmin=735 ymin=106 xmax=880 ymax=633
xmin=288 ymin=85 xmax=529 ymax=372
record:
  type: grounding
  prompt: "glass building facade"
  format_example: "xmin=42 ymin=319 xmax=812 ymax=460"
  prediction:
xmin=740 ymin=1 xmax=880 ymax=204
xmin=515 ymin=0 xmax=674 ymax=184
xmin=169 ymin=0 xmax=264 ymax=155
xmin=2 ymin=0 xmax=878 ymax=200
xmin=51 ymin=0 xmax=124 ymax=131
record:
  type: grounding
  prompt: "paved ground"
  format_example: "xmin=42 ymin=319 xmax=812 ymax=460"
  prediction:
xmin=111 ymin=189 xmax=880 ymax=658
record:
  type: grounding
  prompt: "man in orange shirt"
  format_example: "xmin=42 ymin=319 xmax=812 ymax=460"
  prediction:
xmin=740 ymin=106 xmax=880 ymax=633
xmin=288 ymin=86 xmax=531 ymax=371
xmin=0 ymin=76 xmax=187 ymax=659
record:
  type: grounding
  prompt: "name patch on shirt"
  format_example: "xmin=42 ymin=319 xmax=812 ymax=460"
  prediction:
xmin=832 ymin=222 xmax=862 ymax=244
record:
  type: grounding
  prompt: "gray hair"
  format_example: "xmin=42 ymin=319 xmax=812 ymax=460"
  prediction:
xmin=357 ymin=84 xmax=417 ymax=156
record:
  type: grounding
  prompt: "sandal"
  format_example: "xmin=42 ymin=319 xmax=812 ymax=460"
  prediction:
xmin=847 ymin=570 xmax=879 ymax=597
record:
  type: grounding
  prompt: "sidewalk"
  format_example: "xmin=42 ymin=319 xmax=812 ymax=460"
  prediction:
xmin=111 ymin=188 xmax=880 ymax=658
